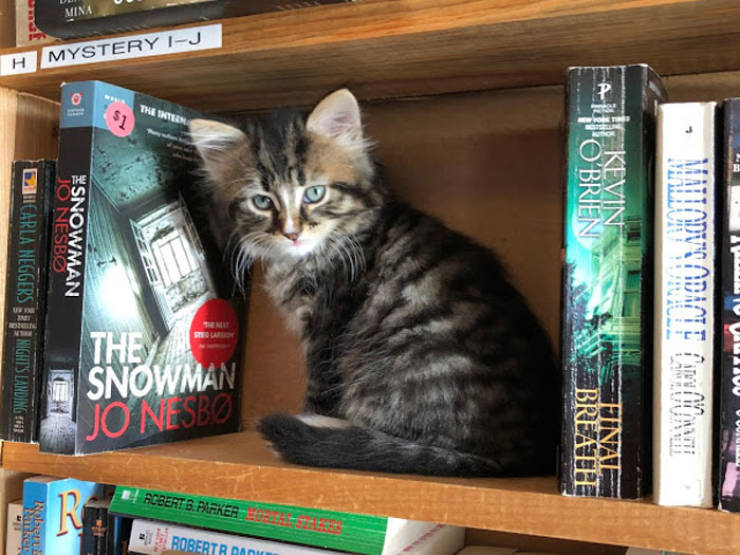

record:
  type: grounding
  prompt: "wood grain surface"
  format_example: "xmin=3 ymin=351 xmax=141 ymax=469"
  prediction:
xmin=0 ymin=1 xmax=739 ymax=111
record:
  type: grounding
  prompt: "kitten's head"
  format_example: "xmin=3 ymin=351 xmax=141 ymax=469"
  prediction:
xmin=189 ymin=89 xmax=384 ymax=270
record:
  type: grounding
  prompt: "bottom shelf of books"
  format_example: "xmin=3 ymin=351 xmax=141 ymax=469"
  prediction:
xmin=2 ymin=431 xmax=739 ymax=553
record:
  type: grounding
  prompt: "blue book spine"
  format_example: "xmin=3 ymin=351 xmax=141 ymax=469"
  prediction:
xmin=22 ymin=478 xmax=104 ymax=554
xmin=21 ymin=480 xmax=48 ymax=555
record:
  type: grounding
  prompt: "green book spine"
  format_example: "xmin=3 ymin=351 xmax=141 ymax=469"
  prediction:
xmin=110 ymin=486 xmax=389 ymax=555
xmin=559 ymin=64 xmax=667 ymax=498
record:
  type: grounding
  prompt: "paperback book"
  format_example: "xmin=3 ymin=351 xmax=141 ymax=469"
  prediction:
xmin=110 ymin=486 xmax=464 ymax=555
xmin=653 ymin=102 xmax=716 ymax=507
xmin=128 ymin=519 xmax=343 ymax=555
xmin=81 ymin=499 xmax=108 ymax=555
xmin=560 ymin=64 xmax=667 ymax=498
xmin=35 ymin=0 xmax=352 ymax=39
xmin=0 ymin=160 xmax=55 ymax=443
xmin=81 ymin=497 xmax=131 ymax=555
xmin=6 ymin=498 xmax=22 ymax=555
xmin=21 ymin=476 xmax=104 ymax=555
xmin=39 ymin=80 xmax=246 ymax=455
xmin=720 ymin=97 xmax=740 ymax=513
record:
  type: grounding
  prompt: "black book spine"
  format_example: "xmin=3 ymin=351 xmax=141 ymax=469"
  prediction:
xmin=38 ymin=109 xmax=94 ymax=455
xmin=560 ymin=65 xmax=666 ymax=498
xmin=81 ymin=503 xmax=109 ymax=555
xmin=34 ymin=0 xmax=348 ymax=39
xmin=107 ymin=513 xmax=132 ymax=555
xmin=719 ymin=98 xmax=740 ymax=512
xmin=0 ymin=160 xmax=55 ymax=443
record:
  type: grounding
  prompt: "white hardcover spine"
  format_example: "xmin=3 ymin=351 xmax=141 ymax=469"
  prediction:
xmin=128 ymin=519 xmax=341 ymax=555
xmin=653 ymin=101 xmax=716 ymax=507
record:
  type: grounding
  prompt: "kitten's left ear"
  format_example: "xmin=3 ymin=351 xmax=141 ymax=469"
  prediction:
xmin=189 ymin=119 xmax=251 ymax=184
xmin=307 ymin=88 xmax=364 ymax=148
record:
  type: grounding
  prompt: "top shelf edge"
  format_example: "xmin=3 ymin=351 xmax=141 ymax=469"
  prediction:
xmin=1 ymin=0 xmax=740 ymax=111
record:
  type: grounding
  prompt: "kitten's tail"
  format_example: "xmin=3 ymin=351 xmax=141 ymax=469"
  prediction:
xmin=258 ymin=413 xmax=510 ymax=477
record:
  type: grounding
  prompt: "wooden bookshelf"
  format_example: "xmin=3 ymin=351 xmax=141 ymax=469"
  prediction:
xmin=2 ymin=432 xmax=739 ymax=554
xmin=1 ymin=0 xmax=740 ymax=111
xmin=2 ymin=1 xmax=740 ymax=554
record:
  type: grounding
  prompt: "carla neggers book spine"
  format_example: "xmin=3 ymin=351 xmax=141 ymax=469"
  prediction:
xmin=0 ymin=160 xmax=55 ymax=443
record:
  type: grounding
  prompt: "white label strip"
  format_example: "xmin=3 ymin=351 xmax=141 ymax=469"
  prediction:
xmin=40 ymin=23 xmax=222 ymax=69
xmin=0 ymin=51 xmax=38 ymax=76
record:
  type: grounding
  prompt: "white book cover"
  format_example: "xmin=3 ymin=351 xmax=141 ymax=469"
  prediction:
xmin=129 ymin=517 xmax=464 ymax=555
xmin=129 ymin=519 xmax=345 ymax=555
xmin=5 ymin=499 xmax=22 ymax=555
xmin=653 ymin=101 xmax=716 ymax=507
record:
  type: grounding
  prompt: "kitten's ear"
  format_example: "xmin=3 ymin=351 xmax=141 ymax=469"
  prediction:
xmin=306 ymin=89 xmax=364 ymax=148
xmin=189 ymin=119 xmax=250 ymax=183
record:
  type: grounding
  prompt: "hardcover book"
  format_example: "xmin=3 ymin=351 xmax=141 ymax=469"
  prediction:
xmin=560 ymin=64 xmax=667 ymax=498
xmin=35 ymin=0 xmax=352 ymax=39
xmin=110 ymin=486 xmax=464 ymax=555
xmin=653 ymin=102 xmax=716 ymax=507
xmin=15 ymin=0 xmax=54 ymax=46
xmin=21 ymin=476 xmax=104 ymax=555
xmin=719 ymin=97 xmax=740 ymax=513
xmin=0 ymin=160 xmax=55 ymax=443
xmin=39 ymin=80 xmax=246 ymax=455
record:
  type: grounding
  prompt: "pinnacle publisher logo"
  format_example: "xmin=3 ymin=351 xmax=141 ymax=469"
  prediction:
xmin=597 ymin=82 xmax=612 ymax=101
xmin=22 ymin=168 xmax=37 ymax=195
xmin=71 ymin=92 xmax=82 ymax=106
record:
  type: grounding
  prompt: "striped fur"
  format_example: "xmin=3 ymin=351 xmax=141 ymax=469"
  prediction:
xmin=190 ymin=89 xmax=559 ymax=476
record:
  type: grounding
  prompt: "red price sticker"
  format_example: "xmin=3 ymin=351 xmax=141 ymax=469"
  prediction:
xmin=189 ymin=299 xmax=239 ymax=368
xmin=105 ymin=101 xmax=135 ymax=138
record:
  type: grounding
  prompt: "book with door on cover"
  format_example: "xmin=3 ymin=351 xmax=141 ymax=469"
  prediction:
xmin=560 ymin=64 xmax=666 ymax=499
xmin=39 ymin=80 xmax=246 ymax=455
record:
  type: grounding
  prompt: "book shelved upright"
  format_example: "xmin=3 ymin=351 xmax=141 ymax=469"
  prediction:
xmin=2 ymin=1 xmax=740 ymax=553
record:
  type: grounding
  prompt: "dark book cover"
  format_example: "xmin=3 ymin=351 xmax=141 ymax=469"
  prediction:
xmin=0 ymin=160 xmax=55 ymax=443
xmin=35 ymin=0 xmax=352 ymax=39
xmin=108 ymin=512 xmax=133 ymax=555
xmin=559 ymin=65 xmax=666 ymax=498
xmin=39 ymin=80 xmax=246 ymax=455
xmin=719 ymin=98 xmax=740 ymax=512
xmin=81 ymin=499 xmax=109 ymax=555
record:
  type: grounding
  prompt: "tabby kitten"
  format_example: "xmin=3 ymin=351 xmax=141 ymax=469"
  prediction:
xmin=189 ymin=89 xmax=559 ymax=476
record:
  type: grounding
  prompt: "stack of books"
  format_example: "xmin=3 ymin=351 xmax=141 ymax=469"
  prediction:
xmin=6 ymin=479 xmax=463 ymax=554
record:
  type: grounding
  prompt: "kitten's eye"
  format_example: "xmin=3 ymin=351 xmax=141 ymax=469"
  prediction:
xmin=303 ymin=186 xmax=326 ymax=204
xmin=252 ymin=195 xmax=273 ymax=211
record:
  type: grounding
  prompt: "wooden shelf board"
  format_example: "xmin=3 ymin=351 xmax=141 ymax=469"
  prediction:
xmin=2 ymin=0 xmax=740 ymax=111
xmin=3 ymin=432 xmax=739 ymax=553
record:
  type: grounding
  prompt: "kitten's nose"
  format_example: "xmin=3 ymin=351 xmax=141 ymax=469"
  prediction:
xmin=282 ymin=231 xmax=300 ymax=242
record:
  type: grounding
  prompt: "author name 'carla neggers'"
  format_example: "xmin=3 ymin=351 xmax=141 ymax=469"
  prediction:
xmin=84 ymin=331 xmax=236 ymax=441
